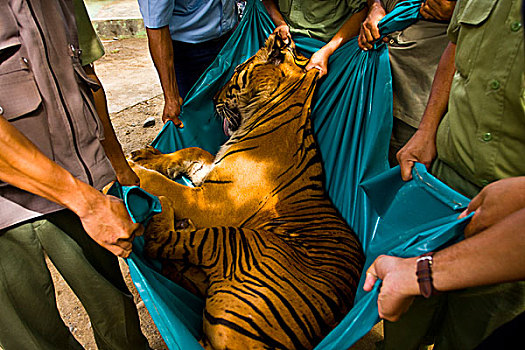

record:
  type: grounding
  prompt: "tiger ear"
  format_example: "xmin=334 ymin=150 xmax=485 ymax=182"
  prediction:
xmin=265 ymin=33 xmax=286 ymax=66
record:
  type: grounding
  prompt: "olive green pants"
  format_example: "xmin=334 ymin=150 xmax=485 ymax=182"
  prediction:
xmin=0 ymin=210 xmax=149 ymax=350
xmin=382 ymin=282 xmax=525 ymax=350
xmin=389 ymin=118 xmax=417 ymax=167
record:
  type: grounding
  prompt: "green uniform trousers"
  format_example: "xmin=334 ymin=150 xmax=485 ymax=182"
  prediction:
xmin=0 ymin=210 xmax=150 ymax=350
xmin=382 ymin=282 xmax=525 ymax=350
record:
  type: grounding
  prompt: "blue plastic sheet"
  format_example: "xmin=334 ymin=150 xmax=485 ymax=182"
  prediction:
xmin=114 ymin=1 xmax=471 ymax=348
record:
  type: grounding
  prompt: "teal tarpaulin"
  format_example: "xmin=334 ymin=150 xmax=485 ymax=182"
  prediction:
xmin=115 ymin=1 xmax=471 ymax=348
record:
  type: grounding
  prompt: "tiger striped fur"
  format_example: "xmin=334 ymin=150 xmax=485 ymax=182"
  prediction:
xmin=129 ymin=33 xmax=365 ymax=350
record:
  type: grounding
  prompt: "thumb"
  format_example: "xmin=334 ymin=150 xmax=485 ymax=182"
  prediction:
xmin=363 ymin=263 xmax=379 ymax=292
xmin=457 ymin=208 xmax=468 ymax=219
xmin=399 ymin=160 xmax=414 ymax=181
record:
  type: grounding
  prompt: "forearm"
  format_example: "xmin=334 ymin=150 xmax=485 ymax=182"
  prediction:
xmin=367 ymin=0 xmax=384 ymax=12
xmin=261 ymin=0 xmax=287 ymax=27
xmin=322 ymin=7 xmax=368 ymax=55
xmin=83 ymin=64 xmax=129 ymax=171
xmin=417 ymin=42 xmax=456 ymax=134
xmin=0 ymin=116 xmax=104 ymax=217
xmin=432 ymin=208 xmax=525 ymax=291
xmin=146 ymin=26 xmax=180 ymax=104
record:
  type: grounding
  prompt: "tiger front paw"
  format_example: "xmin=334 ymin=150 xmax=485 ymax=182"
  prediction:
xmin=129 ymin=145 xmax=163 ymax=167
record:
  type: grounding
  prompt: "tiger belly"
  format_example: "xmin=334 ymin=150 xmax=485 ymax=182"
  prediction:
xmin=145 ymin=224 xmax=362 ymax=350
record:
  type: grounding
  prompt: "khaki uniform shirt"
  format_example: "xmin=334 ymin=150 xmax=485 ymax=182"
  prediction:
xmin=435 ymin=0 xmax=525 ymax=194
xmin=0 ymin=0 xmax=115 ymax=230
xmin=277 ymin=0 xmax=366 ymax=42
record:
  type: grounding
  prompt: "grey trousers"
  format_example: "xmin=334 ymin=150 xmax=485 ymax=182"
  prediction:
xmin=0 ymin=210 xmax=149 ymax=350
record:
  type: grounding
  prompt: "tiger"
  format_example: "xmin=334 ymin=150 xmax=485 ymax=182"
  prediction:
xmin=128 ymin=33 xmax=365 ymax=350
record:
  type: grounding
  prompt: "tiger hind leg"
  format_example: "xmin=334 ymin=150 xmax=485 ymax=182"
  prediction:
xmin=129 ymin=145 xmax=215 ymax=185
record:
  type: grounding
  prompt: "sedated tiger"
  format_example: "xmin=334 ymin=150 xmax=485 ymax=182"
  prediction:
xmin=129 ymin=33 xmax=365 ymax=350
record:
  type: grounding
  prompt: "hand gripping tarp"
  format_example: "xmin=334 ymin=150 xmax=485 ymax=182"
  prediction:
xmin=115 ymin=1 xmax=471 ymax=348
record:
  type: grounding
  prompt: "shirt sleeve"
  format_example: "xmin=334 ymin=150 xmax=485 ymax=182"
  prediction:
xmin=137 ymin=0 xmax=174 ymax=28
xmin=447 ymin=0 xmax=463 ymax=44
xmin=73 ymin=0 xmax=104 ymax=65
xmin=346 ymin=0 xmax=367 ymax=14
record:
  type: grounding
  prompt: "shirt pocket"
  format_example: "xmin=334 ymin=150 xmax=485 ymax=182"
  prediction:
xmin=0 ymin=3 xmax=42 ymax=121
xmin=303 ymin=0 xmax=337 ymax=24
xmin=454 ymin=0 xmax=498 ymax=77
xmin=71 ymin=62 xmax=105 ymax=141
xmin=0 ymin=65 xmax=42 ymax=121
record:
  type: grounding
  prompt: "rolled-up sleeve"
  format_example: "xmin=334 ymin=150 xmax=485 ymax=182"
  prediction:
xmin=137 ymin=0 xmax=174 ymax=28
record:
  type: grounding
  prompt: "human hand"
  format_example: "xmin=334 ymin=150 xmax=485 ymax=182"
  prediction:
xmin=458 ymin=177 xmax=525 ymax=237
xmin=78 ymin=193 xmax=144 ymax=257
xmin=363 ymin=255 xmax=419 ymax=321
xmin=162 ymin=95 xmax=184 ymax=127
xmin=114 ymin=164 xmax=140 ymax=187
xmin=396 ymin=129 xmax=437 ymax=181
xmin=305 ymin=47 xmax=331 ymax=78
xmin=273 ymin=24 xmax=293 ymax=45
xmin=420 ymin=0 xmax=456 ymax=21
xmin=358 ymin=2 xmax=387 ymax=51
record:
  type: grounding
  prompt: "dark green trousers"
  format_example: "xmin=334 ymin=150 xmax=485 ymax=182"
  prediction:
xmin=0 ymin=210 xmax=149 ymax=350
xmin=382 ymin=282 xmax=525 ymax=350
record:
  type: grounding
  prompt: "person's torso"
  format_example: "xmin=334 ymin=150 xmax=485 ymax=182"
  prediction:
xmin=384 ymin=0 xmax=450 ymax=127
xmin=0 ymin=0 xmax=115 ymax=229
xmin=277 ymin=0 xmax=366 ymax=42
xmin=436 ymin=0 xmax=525 ymax=188
xmin=169 ymin=0 xmax=238 ymax=43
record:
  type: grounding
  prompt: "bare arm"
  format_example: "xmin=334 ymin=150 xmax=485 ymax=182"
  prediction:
xmin=420 ymin=0 xmax=456 ymax=21
xmin=146 ymin=26 xmax=184 ymax=127
xmin=306 ymin=7 xmax=368 ymax=77
xmin=396 ymin=41 xmax=456 ymax=180
xmin=261 ymin=0 xmax=293 ymax=44
xmin=358 ymin=0 xmax=387 ymax=50
xmin=0 ymin=116 xmax=142 ymax=257
xmin=83 ymin=64 xmax=139 ymax=186
xmin=363 ymin=207 xmax=525 ymax=321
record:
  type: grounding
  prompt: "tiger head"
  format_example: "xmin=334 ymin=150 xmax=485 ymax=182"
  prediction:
xmin=214 ymin=33 xmax=312 ymax=136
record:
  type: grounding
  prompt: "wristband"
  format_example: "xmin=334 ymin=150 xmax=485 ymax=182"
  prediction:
xmin=416 ymin=252 xmax=439 ymax=298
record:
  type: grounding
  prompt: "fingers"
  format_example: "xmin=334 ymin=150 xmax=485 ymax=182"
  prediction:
xmin=457 ymin=208 xmax=468 ymax=219
xmin=358 ymin=27 xmax=374 ymax=50
xmin=111 ymin=223 xmax=143 ymax=257
xmin=163 ymin=115 xmax=184 ymax=128
xmin=399 ymin=159 xmax=414 ymax=181
xmin=467 ymin=190 xmax=483 ymax=213
xmin=305 ymin=63 xmax=327 ymax=78
xmin=274 ymin=24 xmax=291 ymax=44
xmin=363 ymin=264 xmax=378 ymax=292
xmin=463 ymin=209 xmax=486 ymax=237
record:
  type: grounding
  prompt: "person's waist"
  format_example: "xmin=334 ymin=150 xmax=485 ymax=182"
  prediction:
xmin=172 ymin=27 xmax=235 ymax=46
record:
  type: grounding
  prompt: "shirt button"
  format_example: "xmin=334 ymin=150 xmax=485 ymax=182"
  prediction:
xmin=482 ymin=132 xmax=493 ymax=142
xmin=0 ymin=106 xmax=3 ymax=115
xmin=489 ymin=79 xmax=500 ymax=90
xmin=511 ymin=21 xmax=522 ymax=32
